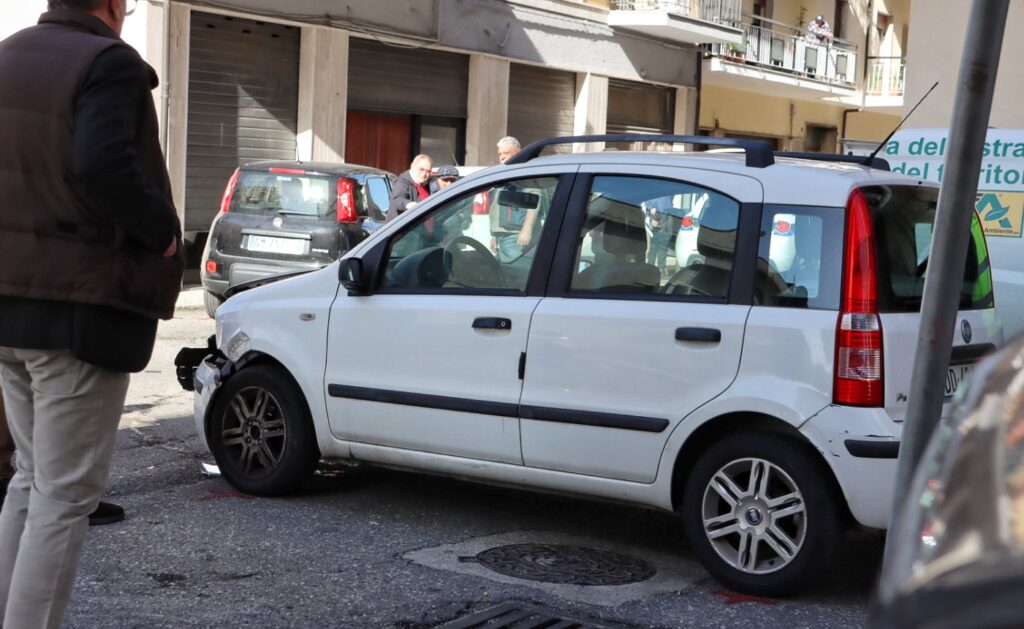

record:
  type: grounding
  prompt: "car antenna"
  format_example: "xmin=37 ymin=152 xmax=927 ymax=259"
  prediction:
xmin=863 ymin=81 xmax=939 ymax=166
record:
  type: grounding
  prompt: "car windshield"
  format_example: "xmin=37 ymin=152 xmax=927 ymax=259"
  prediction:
xmin=229 ymin=170 xmax=381 ymax=219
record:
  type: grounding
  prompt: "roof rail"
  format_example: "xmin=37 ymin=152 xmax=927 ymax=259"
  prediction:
xmin=774 ymin=151 xmax=891 ymax=171
xmin=504 ymin=134 xmax=776 ymax=168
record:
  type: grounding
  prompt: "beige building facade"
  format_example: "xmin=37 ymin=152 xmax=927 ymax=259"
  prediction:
xmin=904 ymin=0 xmax=1024 ymax=128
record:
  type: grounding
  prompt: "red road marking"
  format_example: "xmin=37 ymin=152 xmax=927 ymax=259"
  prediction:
xmin=198 ymin=489 xmax=255 ymax=502
xmin=712 ymin=590 xmax=778 ymax=605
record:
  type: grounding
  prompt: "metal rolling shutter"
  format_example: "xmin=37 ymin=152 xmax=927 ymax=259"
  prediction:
xmin=185 ymin=13 xmax=300 ymax=232
xmin=348 ymin=39 xmax=468 ymax=117
xmin=607 ymin=79 xmax=675 ymax=135
xmin=507 ymin=64 xmax=576 ymax=153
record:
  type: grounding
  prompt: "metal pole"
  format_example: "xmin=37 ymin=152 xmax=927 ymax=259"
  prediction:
xmin=882 ymin=0 xmax=1008 ymax=564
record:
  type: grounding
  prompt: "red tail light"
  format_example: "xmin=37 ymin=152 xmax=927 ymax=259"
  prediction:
xmin=219 ymin=168 xmax=240 ymax=213
xmin=336 ymin=177 xmax=358 ymax=223
xmin=269 ymin=167 xmax=306 ymax=175
xmin=205 ymin=260 xmax=218 ymax=274
xmin=834 ymin=188 xmax=883 ymax=406
xmin=472 ymin=191 xmax=490 ymax=215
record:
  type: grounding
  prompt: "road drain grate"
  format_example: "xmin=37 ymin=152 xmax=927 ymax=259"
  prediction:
xmin=438 ymin=602 xmax=616 ymax=629
xmin=460 ymin=543 xmax=656 ymax=586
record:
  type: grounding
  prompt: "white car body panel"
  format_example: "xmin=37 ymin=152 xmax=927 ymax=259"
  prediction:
xmin=325 ymin=293 xmax=538 ymax=464
xmin=520 ymin=298 xmax=749 ymax=483
xmin=212 ymin=265 xmax=342 ymax=456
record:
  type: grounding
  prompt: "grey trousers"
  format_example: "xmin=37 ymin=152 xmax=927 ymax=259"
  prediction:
xmin=0 ymin=347 xmax=129 ymax=629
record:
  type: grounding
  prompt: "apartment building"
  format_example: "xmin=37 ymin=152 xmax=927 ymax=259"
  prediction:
xmin=1 ymin=0 xmax=907 ymax=264
xmin=693 ymin=0 xmax=907 ymax=152
xmin=3 ymin=0 xmax=719 ymax=262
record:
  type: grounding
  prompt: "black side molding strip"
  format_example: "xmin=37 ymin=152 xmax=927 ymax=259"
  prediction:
xmin=328 ymin=385 xmax=518 ymax=418
xmin=521 ymin=405 xmax=669 ymax=433
xmin=844 ymin=439 xmax=900 ymax=459
xmin=328 ymin=385 xmax=669 ymax=433
xmin=950 ymin=343 xmax=996 ymax=365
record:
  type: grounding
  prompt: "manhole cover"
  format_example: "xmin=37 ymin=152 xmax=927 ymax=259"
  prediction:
xmin=461 ymin=543 xmax=656 ymax=586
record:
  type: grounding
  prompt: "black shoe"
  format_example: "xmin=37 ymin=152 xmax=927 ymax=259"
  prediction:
xmin=89 ymin=501 xmax=125 ymax=526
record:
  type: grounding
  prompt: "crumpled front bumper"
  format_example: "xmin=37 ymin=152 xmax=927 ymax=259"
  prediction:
xmin=174 ymin=336 xmax=234 ymax=452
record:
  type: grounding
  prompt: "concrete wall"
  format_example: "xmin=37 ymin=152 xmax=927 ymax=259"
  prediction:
xmin=905 ymin=0 xmax=1023 ymax=129
xmin=699 ymin=84 xmax=899 ymax=148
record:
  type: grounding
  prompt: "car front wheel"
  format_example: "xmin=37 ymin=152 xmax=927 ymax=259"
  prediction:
xmin=681 ymin=432 xmax=842 ymax=597
xmin=208 ymin=365 xmax=319 ymax=496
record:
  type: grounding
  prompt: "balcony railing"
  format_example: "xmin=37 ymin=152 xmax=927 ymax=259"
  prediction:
xmin=707 ymin=14 xmax=858 ymax=88
xmin=866 ymin=56 xmax=906 ymax=97
xmin=612 ymin=0 xmax=742 ymax=26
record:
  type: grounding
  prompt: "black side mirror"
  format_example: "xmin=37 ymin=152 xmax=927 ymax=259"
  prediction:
xmin=338 ymin=257 xmax=365 ymax=295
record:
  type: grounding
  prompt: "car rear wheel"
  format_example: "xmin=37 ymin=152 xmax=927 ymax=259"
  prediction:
xmin=208 ymin=365 xmax=319 ymax=496
xmin=203 ymin=290 xmax=223 ymax=318
xmin=681 ymin=432 xmax=842 ymax=597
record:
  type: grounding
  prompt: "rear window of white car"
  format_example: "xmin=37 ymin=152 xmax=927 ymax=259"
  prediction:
xmin=864 ymin=185 xmax=994 ymax=313
xmin=753 ymin=187 xmax=995 ymax=313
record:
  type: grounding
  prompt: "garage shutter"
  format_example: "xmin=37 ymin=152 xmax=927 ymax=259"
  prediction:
xmin=185 ymin=12 xmax=300 ymax=232
xmin=348 ymin=38 xmax=468 ymax=117
xmin=607 ymin=79 xmax=675 ymax=135
xmin=508 ymin=64 xmax=576 ymax=153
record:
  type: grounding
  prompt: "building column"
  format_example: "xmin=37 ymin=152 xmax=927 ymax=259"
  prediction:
xmin=466 ymin=55 xmax=509 ymax=166
xmin=165 ymin=2 xmax=190 ymax=227
xmin=574 ymin=73 xmax=608 ymax=152
xmin=674 ymin=86 xmax=698 ymax=135
xmin=297 ymin=27 xmax=349 ymax=163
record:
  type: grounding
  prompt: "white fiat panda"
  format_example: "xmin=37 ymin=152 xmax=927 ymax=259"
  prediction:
xmin=177 ymin=135 xmax=1002 ymax=596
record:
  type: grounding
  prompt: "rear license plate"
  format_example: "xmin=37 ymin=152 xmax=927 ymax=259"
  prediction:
xmin=945 ymin=363 xmax=973 ymax=398
xmin=244 ymin=235 xmax=307 ymax=255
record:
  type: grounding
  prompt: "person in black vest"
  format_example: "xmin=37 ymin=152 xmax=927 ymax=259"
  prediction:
xmin=0 ymin=1 xmax=184 ymax=625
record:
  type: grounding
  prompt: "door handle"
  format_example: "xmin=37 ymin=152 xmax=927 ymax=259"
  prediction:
xmin=473 ymin=317 xmax=512 ymax=330
xmin=675 ymin=327 xmax=721 ymax=343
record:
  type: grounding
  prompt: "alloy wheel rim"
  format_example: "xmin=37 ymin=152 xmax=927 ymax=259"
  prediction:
xmin=700 ymin=457 xmax=807 ymax=575
xmin=221 ymin=386 xmax=287 ymax=478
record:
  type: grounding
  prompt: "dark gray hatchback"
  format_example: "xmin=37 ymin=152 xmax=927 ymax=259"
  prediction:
xmin=200 ymin=161 xmax=393 ymax=316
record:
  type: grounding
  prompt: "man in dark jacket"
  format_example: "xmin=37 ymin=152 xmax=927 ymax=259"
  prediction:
xmin=0 ymin=1 xmax=184 ymax=625
xmin=386 ymin=154 xmax=436 ymax=221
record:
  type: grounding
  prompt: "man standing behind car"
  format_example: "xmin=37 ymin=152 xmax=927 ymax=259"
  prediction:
xmin=387 ymin=154 xmax=435 ymax=221
xmin=0 ymin=1 xmax=183 ymax=626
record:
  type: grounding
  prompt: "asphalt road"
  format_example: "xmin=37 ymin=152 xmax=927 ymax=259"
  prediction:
xmin=64 ymin=288 xmax=882 ymax=628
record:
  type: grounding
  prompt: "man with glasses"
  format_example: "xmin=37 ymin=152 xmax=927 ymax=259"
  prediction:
xmin=0 ymin=0 xmax=183 ymax=625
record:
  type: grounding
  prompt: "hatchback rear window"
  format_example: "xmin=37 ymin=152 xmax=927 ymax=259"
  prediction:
xmin=230 ymin=171 xmax=341 ymax=219
xmin=862 ymin=185 xmax=994 ymax=312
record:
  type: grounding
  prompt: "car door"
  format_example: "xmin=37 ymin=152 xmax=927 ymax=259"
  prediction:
xmin=519 ymin=166 xmax=763 ymax=483
xmin=324 ymin=170 xmax=571 ymax=464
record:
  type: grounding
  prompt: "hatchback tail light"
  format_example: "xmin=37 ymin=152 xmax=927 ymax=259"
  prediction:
xmin=472 ymin=191 xmax=490 ymax=215
xmin=219 ymin=168 xmax=240 ymax=214
xmin=834 ymin=188 xmax=884 ymax=406
xmin=337 ymin=177 xmax=358 ymax=223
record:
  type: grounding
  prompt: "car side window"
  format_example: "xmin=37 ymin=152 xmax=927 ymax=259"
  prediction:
xmin=365 ymin=177 xmax=390 ymax=220
xmin=570 ymin=175 xmax=739 ymax=299
xmin=754 ymin=205 xmax=842 ymax=309
xmin=381 ymin=176 xmax=559 ymax=293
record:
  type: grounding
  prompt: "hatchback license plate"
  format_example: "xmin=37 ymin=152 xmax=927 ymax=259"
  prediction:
xmin=945 ymin=363 xmax=972 ymax=398
xmin=245 ymin=235 xmax=306 ymax=255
